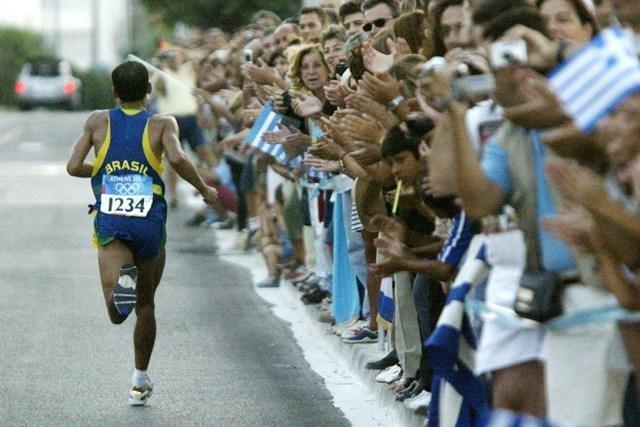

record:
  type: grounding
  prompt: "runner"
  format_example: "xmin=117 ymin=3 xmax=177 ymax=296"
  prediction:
xmin=66 ymin=60 xmax=218 ymax=406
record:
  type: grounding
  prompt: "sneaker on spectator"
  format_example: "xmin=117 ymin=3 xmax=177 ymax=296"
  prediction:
xmin=375 ymin=365 xmax=403 ymax=384
xmin=185 ymin=212 xmax=206 ymax=227
xmin=288 ymin=265 xmax=312 ymax=284
xmin=301 ymin=288 xmax=329 ymax=305
xmin=365 ymin=349 xmax=399 ymax=370
xmin=414 ymin=404 xmax=429 ymax=417
xmin=328 ymin=316 xmax=359 ymax=335
xmin=256 ymin=277 xmax=280 ymax=288
xmin=210 ymin=217 xmax=234 ymax=230
xmin=342 ymin=327 xmax=378 ymax=344
xmin=317 ymin=310 xmax=333 ymax=323
xmin=339 ymin=320 xmax=369 ymax=339
xmin=404 ymin=390 xmax=431 ymax=410
xmin=390 ymin=376 xmax=413 ymax=393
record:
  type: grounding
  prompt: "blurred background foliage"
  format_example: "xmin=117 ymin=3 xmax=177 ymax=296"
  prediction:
xmin=0 ymin=27 xmax=46 ymax=106
xmin=139 ymin=0 xmax=301 ymax=32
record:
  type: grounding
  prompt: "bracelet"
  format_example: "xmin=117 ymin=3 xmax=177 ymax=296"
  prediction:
xmin=339 ymin=151 xmax=350 ymax=161
xmin=387 ymin=95 xmax=406 ymax=113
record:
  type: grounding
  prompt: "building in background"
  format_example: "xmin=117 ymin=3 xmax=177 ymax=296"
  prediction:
xmin=0 ymin=0 xmax=135 ymax=70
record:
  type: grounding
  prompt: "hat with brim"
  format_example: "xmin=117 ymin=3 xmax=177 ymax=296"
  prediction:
xmin=352 ymin=177 xmax=387 ymax=233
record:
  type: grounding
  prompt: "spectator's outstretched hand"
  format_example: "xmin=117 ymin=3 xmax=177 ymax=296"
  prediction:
xmin=360 ymin=72 xmax=401 ymax=105
xmin=243 ymin=58 xmax=281 ymax=86
xmin=546 ymin=158 xmax=606 ymax=208
xmin=343 ymin=113 xmax=385 ymax=144
xmin=308 ymin=137 xmax=345 ymax=161
xmin=542 ymin=205 xmax=594 ymax=252
xmin=304 ymin=155 xmax=341 ymax=173
xmin=349 ymin=140 xmax=382 ymax=166
xmin=502 ymin=71 xmax=568 ymax=129
xmin=346 ymin=92 xmax=398 ymax=128
xmin=263 ymin=123 xmax=292 ymax=144
xmin=290 ymin=90 xmax=323 ymax=117
xmin=362 ymin=40 xmax=395 ymax=74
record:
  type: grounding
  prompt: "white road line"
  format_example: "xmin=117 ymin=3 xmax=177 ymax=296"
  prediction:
xmin=0 ymin=128 xmax=21 ymax=145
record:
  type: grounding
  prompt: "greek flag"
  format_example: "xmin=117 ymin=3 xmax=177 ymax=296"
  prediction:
xmin=425 ymin=238 xmax=490 ymax=427
xmin=549 ymin=27 xmax=640 ymax=133
xmin=377 ymin=276 xmax=394 ymax=330
xmin=245 ymin=102 xmax=288 ymax=163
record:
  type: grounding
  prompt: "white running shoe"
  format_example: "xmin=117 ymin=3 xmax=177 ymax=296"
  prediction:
xmin=404 ymin=390 xmax=431 ymax=410
xmin=375 ymin=364 xmax=403 ymax=384
xmin=128 ymin=379 xmax=153 ymax=406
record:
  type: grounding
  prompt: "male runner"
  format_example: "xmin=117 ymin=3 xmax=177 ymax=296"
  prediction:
xmin=66 ymin=61 xmax=218 ymax=405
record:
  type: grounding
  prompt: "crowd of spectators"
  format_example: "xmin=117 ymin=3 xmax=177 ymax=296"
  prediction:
xmin=143 ymin=0 xmax=640 ymax=425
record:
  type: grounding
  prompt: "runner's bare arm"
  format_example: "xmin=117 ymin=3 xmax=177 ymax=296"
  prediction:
xmin=160 ymin=116 xmax=218 ymax=205
xmin=67 ymin=112 xmax=100 ymax=178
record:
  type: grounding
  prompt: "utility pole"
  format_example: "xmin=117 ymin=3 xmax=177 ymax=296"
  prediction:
xmin=91 ymin=0 xmax=100 ymax=68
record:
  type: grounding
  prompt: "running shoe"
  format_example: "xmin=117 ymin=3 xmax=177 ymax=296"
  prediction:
xmin=113 ymin=265 xmax=137 ymax=317
xmin=128 ymin=379 xmax=153 ymax=406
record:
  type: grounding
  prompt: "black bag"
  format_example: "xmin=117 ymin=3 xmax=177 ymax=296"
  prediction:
xmin=513 ymin=271 xmax=564 ymax=322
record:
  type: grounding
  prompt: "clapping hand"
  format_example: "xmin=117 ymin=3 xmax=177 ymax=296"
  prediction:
xmin=304 ymin=155 xmax=341 ymax=173
xmin=290 ymin=90 xmax=323 ymax=117
xmin=343 ymin=113 xmax=385 ymax=144
xmin=359 ymin=71 xmax=402 ymax=105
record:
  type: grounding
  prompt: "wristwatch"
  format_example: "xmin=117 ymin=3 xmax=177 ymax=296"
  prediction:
xmin=387 ymin=95 xmax=405 ymax=113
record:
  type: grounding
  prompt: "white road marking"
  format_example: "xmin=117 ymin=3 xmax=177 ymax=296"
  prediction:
xmin=18 ymin=141 xmax=44 ymax=153
xmin=0 ymin=161 xmax=92 ymax=205
xmin=0 ymin=128 xmax=21 ymax=145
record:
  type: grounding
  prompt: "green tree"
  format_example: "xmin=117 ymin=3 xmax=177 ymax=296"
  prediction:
xmin=0 ymin=27 xmax=47 ymax=106
xmin=139 ymin=0 xmax=301 ymax=32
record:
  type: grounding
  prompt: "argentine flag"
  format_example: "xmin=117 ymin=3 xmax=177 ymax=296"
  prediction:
xmin=549 ymin=27 xmax=640 ymax=133
xmin=425 ymin=237 xmax=490 ymax=427
xmin=245 ymin=102 xmax=288 ymax=163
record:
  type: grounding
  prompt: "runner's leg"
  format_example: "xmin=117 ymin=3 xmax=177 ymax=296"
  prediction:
xmin=132 ymin=251 xmax=165 ymax=370
xmin=98 ymin=239 xmax=135 ymax=324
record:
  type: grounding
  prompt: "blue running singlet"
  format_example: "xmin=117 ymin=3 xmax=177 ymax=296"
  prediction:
xmin=90 ymin=108 xmax=167 ymax=260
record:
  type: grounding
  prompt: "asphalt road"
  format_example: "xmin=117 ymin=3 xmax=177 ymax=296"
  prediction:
xmin=0 ymin=110 xmax=350 ymax=427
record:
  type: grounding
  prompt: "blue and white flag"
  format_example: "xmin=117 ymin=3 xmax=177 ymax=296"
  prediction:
xmin=549 ymin=27 xmax=640 ymax=133
xmin=426 ymin=237 xmax=490 ymax=427
xmin=245 ymin=102 xmax=288 ymax=163
xmin=377 ymin=276 xmax=394 ymax=330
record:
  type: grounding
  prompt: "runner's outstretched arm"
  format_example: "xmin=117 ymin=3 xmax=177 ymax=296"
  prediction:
xmin=67 ymin=112 xmax=99 ymax=178
xmin=160 ymin=116 xmax=218 ymax=206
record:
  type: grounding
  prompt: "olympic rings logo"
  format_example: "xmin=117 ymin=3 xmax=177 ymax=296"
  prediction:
xmin=115 ymin=182 xmax=141 ymax=195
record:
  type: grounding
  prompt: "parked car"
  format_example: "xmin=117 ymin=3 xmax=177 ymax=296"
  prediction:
xmin=14 ymin=58 xmax=82 ymax=110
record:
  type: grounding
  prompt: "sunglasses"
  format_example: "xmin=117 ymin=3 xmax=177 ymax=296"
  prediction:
xmin=362 ymin=18 xmax=388 ymax=32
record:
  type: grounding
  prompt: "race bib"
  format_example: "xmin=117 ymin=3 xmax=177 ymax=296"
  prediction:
xmin=100 ymin=174 xmax=153 ymax=217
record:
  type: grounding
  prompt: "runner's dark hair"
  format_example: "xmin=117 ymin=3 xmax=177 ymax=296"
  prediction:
xmin=112 ymin=61 xmax=149 ymax=102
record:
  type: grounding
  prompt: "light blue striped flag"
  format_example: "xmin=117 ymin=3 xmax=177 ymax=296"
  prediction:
xmin=245 ymin=102 xmax=288 ymax=163
xmin=549 ymin=27 xmax=640 ymax=133
xmin=426 ymin=237 xmax=490 ymax=427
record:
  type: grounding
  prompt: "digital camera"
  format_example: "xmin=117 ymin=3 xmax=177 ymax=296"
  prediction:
xmin=489 ymin=39 xmax=528 ymax=69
